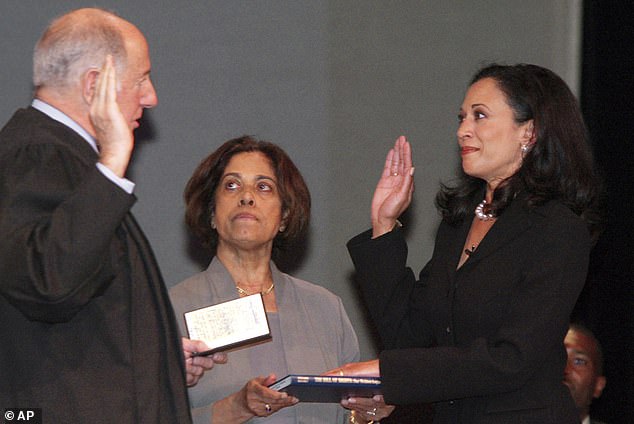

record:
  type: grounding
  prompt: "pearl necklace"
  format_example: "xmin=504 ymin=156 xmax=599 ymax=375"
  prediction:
xmin=235 ymin=282 xmax=275 ymax=296
xmin=475 ymin=200 xmax=495 ymax=221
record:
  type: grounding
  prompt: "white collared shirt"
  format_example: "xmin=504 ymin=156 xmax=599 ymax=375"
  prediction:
xmin=31 ymin=99 xmax=135 ymax=194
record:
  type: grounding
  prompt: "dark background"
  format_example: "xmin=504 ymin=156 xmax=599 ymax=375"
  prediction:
xmin=574 ymin=1 xmax=634 ymax=423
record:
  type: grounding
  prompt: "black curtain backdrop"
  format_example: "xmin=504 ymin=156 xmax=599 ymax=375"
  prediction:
xmin=575 ymin=1 xmax=634 ymax=423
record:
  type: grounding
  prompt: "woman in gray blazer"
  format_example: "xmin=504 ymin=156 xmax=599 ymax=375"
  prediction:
xmin=330 ymin=64 xmax=601 ymax=423
xmin=170 ymin=136 xmax=393 ymax=423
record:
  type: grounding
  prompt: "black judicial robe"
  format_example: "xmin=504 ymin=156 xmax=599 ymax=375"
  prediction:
xmin=0 ymin=107 xmax=191 ymax=423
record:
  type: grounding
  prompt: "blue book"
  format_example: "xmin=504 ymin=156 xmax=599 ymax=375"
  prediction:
xmin=268 ymin=374 xmax=382 ymax=403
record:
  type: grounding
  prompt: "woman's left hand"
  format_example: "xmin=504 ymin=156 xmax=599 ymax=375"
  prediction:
xmin=344 ymin=395 xmax=395 ymax=422
xmin=323 ymin=360 xmax=393 ymax=421
xmin=241 ymin=374 xmax=299 ymax=417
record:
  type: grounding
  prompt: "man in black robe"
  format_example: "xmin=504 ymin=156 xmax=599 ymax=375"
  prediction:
xmin=0 ymin=8 xmax=221 ymax=423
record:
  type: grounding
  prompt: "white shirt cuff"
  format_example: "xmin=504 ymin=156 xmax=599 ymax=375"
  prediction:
xmin=96 ymin=163 xmax=135 ymax=194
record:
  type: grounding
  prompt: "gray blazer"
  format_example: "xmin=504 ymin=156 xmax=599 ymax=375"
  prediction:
xmin=170 ymin=257 xmax=360 ymax=423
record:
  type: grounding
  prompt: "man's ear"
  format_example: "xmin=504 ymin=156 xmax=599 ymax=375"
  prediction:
xmin=81 ymin=68 xmax=100 ymax=104
xmin=593 ymin=375 xmax=607 ymax=399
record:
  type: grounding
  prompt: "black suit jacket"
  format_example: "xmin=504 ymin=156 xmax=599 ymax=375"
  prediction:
xmin=348 ymin=194 xmax=589 ymax=423
xmin=0 ymin=107 xmax=190 ymax=423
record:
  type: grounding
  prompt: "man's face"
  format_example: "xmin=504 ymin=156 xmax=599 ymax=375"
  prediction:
xmin=563 ymin=329 xmax=606 ymax=417
xmin=116 ymin=29 xmax=157 ymax=130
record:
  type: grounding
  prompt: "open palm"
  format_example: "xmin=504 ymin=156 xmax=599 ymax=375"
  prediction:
xmin=371 ymin=136 xmax=415 ymax=237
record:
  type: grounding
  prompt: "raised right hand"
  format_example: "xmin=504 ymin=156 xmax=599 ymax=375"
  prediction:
xmin=370 ymin=136 xmax=415 ymax=238
xmin=89 ymin=55 xmax=134 ymax=178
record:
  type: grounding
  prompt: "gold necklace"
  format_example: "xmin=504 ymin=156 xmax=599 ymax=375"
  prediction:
xmin=235 ymin=282 xmax=275 ymax=296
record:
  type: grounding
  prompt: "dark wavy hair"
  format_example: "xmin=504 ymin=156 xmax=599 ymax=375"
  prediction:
xmin=436 ymin=63 xmax=601 ymax=235
xmin=184 ymin=136 xmax=311 ymax=255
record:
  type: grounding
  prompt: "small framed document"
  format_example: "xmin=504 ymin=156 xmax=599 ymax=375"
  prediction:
xmin=184 ymin=294 xmax=271 ymax=357
xmin=268 ymin=374 xmax=382 ymax=403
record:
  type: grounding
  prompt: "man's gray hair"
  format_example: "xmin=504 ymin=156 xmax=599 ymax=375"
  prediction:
xmin=33 ymin=8 xmax=127 ymax=90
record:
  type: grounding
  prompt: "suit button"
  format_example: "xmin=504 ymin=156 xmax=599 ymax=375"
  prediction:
xmin=449 ymin=400 xmax=455 ymax=405
xmin=446 ymin=327 xmax=451 ymax=334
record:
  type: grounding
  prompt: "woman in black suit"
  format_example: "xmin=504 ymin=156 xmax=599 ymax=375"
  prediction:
xmin=330 ymin=64 xmax=601 ymax=423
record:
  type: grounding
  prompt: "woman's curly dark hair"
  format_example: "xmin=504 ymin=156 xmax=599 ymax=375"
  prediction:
xmin=184 ymin=135 xmax=311 ymax=255
xmin=436 ymin=63 xmax=601 ymax=236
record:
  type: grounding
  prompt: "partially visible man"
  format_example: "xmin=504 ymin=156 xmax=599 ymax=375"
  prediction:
xmin=564 ymin=324 xmax=608 ymax=424
xmin=0 ymin=8 xmax=221 ymax=422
